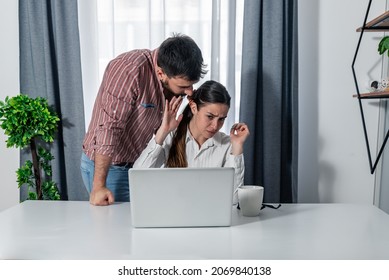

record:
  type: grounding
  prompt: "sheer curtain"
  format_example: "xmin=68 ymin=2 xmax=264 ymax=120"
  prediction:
xmin=78 ymin=0 xmax=244 ymax=133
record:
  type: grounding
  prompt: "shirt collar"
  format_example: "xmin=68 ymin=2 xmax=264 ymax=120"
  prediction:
xmin=185 ymin=128 xmax=222 ymax=148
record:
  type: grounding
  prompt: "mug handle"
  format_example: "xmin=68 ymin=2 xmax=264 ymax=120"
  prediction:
xmin=237 ymin=203 xmax=281 ymax=210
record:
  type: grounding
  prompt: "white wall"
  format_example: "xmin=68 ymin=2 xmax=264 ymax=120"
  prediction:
xmin=298 ymin=0 xmax=386 ymax=203
xmin=0 ymin=1 xmax=19 ymax=212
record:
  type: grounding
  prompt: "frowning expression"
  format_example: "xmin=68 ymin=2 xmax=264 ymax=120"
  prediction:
xmin=189 ymin=102 xmax=229 ymax=143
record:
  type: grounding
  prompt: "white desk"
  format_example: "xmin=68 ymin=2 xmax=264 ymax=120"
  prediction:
xmin=1 ymin=201 xmax=389 ymax=260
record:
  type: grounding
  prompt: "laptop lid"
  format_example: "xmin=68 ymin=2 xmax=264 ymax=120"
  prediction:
xmin=129 ymin=167 xmax=235 ymax=228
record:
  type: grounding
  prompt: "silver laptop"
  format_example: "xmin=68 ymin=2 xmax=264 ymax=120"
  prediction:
xmin=129 ymin=167 xmax=235 ymax=228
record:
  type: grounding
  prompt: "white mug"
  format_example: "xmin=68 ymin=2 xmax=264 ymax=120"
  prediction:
xmin=238 ymin=185 xmax=264 ymax=217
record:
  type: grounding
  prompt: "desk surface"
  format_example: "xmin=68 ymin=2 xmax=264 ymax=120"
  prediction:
xmin=1 ymin=201 xmax=389 ymax=260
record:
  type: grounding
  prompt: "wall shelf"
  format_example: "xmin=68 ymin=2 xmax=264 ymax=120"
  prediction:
xmin=352 ymin=0 xmax=389 ymax=174
xmin=357 ymin=10 xmax=389 ymax=31
xmin=352 ymin=91 xmax=389 ymax=98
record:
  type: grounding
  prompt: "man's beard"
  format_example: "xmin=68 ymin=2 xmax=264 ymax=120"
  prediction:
xmin=161 ymin=79 xmax=170 ymax=91
xmin=161 ymin=79 xmax=175 ymax=100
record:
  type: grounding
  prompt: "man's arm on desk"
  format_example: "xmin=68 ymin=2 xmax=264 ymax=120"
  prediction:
xmin=90 ymin=153 xmax=114 ymax=206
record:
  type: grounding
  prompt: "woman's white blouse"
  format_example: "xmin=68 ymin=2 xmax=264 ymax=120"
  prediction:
xmin=133 ymin=129 xmax=245 ymax=204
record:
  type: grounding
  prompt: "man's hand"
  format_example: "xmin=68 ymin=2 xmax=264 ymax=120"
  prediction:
xmin=90 ymin=187 xmax=114 ymax=206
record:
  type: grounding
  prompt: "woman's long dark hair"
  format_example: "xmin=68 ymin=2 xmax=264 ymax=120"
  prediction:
xmin=166 ymin=80 xmax=231 ymax=167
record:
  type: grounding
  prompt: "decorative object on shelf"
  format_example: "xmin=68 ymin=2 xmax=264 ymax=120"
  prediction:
xmin=370 ymin=80 xmax=379 ymax=90
xmin=0 ymin=94 xmax=61 ymax=200
xmin=352 ymin=0 xmax=389 ymax=174
xmin=356 ymin=78 xmax=389 ymax=96
xmin=366 ymin=80 xmax=383 ymax=92
xmin=381 ymin=78 xmax=389 ymax=90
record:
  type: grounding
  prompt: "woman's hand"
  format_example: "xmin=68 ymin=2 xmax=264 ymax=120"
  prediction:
xmin=155 ymin=96 xmax=184 ymax=145
xmin=230 ymin=123 xmax=250 ymax=155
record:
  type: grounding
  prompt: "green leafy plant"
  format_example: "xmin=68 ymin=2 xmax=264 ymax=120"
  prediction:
xmin=0 ymin=94 xmax=61 ymax=200
xmin=378 ymin=36 xmax=389 ymax=56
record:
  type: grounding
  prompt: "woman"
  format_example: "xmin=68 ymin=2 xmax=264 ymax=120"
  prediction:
xmin=133 ymin=80 xmax=250 ymax=203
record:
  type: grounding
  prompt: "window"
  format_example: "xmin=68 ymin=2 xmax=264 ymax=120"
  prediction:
xmin=79 ymin=0 xmax=244 ymax=132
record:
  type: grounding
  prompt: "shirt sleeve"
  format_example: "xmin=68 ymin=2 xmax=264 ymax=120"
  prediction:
xmin=224 ymin=152 xmax=245 ymax=205
xmin=94 ymin=59 xmax=139 ymax=157
xmin=133 ymin=132 xmax=174 ymax=168
xmin=133 ymin=138 xmax=165 ymax=168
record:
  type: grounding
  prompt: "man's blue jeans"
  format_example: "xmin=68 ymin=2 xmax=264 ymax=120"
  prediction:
xmin=80 ymin=152 xmax=130 ymax=202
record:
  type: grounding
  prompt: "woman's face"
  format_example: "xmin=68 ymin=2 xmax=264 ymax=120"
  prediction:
xmin=189 ymin=102 xmax=229 ymax=141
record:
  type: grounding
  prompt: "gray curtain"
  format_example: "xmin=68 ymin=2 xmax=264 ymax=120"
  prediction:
xmin=240 ymin=0 xmax=298 ymax=203
xmin=19 ymin=0 xmax=88 ymax=200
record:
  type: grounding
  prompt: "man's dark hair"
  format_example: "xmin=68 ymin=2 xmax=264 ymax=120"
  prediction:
xmin=157 ymin=33 xmax=207 ymax=81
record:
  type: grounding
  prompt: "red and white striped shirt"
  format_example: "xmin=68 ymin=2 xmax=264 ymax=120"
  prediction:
xmin=82 ymin=49 xmax=165 ymax=164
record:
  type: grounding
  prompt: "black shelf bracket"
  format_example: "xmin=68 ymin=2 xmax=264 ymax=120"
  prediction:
xmin=351 ymin=0 xmax=389 ymax=174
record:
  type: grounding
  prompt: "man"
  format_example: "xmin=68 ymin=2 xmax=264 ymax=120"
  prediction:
xmin=81 ymin=34 xmax=207 ymax=206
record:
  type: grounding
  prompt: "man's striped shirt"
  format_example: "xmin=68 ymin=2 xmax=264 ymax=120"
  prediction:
xmin=82 ymin=49 xmax=164 ymax=164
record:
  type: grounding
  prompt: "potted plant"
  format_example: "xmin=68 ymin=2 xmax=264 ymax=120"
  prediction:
xmin=378 ymin=36 xmax=389 ymax=56
xmin=0 ymin=94 xmax=61 ymax=200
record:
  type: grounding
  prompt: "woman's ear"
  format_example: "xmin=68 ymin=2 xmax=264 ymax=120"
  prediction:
xmin=189 ymin=100 xmax=197 ymax=114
